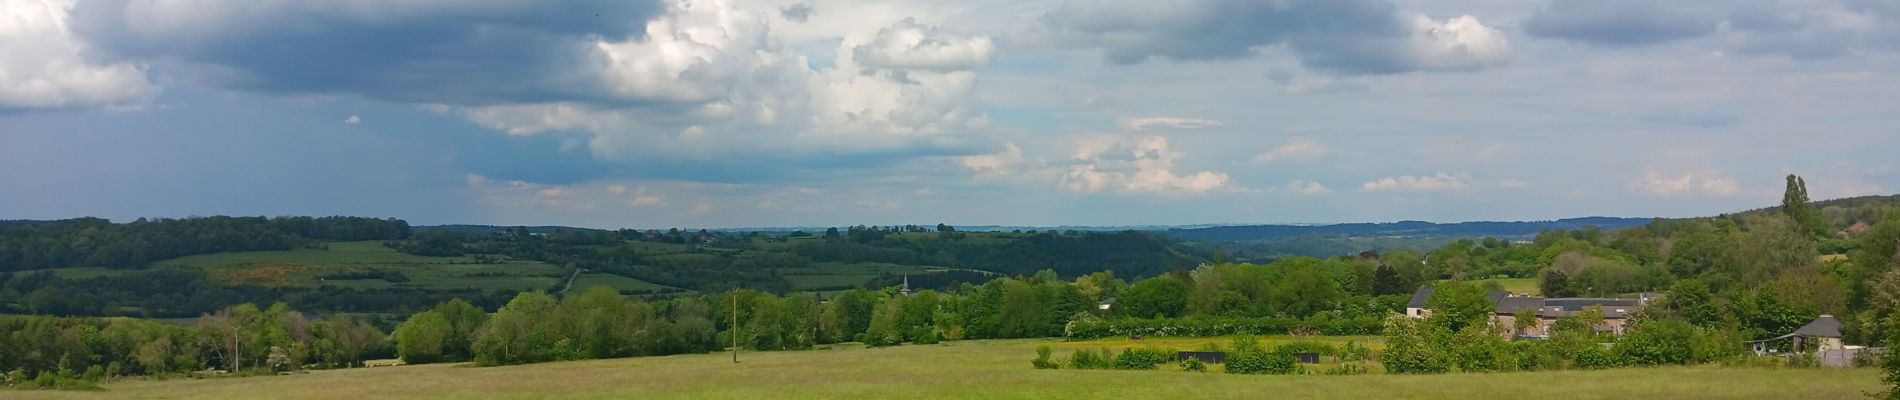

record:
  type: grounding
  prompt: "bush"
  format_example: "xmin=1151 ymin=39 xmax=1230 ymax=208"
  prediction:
xmin=1380 ymin=315 xmax=1449 ymax=374
xmin=1113 ymin=348 xmax=1173 ymax=370
xmin=1032 ymin=345 xmax=1060 ymax=369
xmin=1278 ymin=341 xmax=1337 ymax=357
xmin=1616 ymin=319 xmax=1695 ymax=366
xmin=1067 ymin=348 xmax=1116 ymax=370
xmin=1226 ymin=346 xmax=1300 ymax=375
xmin=1182 ymin=358 xmax=1206 ymax=372
xmin=1574 ymin=344 xmax=1622 ymax=369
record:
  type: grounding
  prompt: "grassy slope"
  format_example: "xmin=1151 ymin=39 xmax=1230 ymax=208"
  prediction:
xmin=15 ymin=339 xmax=1877 ymax=400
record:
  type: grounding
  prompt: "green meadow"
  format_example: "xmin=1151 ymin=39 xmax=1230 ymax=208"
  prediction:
xmin=9 ymin=337 xmax=1875 ymax=400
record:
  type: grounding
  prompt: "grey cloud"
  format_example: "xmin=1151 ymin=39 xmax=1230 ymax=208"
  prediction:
xmin=1524 ymin=0 xmax=1724 ymax=46
xmin=1039 ymin=0 xmax=1509 ymax=74
xmin=67 ymin=0 xmax=665 ymax=105
xmin=1525 ymin=0 xmax=1900 ymax=58
xmin=781 ymin=2 xmax=815 ymax=22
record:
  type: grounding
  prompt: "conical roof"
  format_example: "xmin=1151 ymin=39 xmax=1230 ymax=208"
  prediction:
xmin=1793 ymin=315 xmax=1842 ymax=338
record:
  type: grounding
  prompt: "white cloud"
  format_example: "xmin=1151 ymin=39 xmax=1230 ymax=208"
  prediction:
xmin=605 ymin=184 xmax=629 ymax=194
xmin=1500 ymin=179 xmax=1530 ymax=188
xmin=1630 ymin=169 xmax=1739 ymax=197
xmin=959 ymin=142 xmax=1022 ymax=176
xmin=1253 ymin=139 xmax=1331 ymax=163
xmin=343 ymin=115 xmax=360 ymax=125
xmin=1361 ymin=172 xmax=1473 ymax=192
xmin=1060 ymin=136 xmax=1231 ymax=195
xmin=630 ymin=195 xmax=667 ymax=207
xmin=691 ymin=201 xmax=715 ymax=215
xmin=1284 ymin=180 xmax=1333 ymax=196
xmin=1121 ymin=117 xmax=1221 ymax=131
xmin=0 ymin=0 xmax=155 ymax=109
xmin=466 ymin=2 xmax=996 ymax=162
xmin=851 ymin=18 xmax=995 ymax=72
xmin=1395 ymin=14 xmax=1511 ymax=71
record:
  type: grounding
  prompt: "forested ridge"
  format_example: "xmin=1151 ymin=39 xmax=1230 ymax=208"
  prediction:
xmin=0 ymin=216 xmax=410 ymax=271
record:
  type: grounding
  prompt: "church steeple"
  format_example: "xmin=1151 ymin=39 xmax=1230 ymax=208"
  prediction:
xmin=901 ymin=275 xmax=912 ymax=296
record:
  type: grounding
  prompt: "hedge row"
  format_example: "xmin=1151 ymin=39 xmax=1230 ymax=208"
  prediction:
xmin=1063 ymin=314 xmax=1385 ymax=340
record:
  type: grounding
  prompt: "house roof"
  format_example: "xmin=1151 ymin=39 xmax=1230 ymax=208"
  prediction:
xmin=1407 ymin=286 xmax=1433 ymax=308
xmin=1793 ymin=315 xmax=1843 ymax=338
xmin=1496 ymin=297 xmax=1544 ymax=314
xmin=1406 ymin=286 xmax=1513 ymax=309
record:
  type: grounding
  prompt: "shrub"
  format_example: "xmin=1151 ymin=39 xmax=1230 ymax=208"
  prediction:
xmin=1113 ymin=348 xmax=1174 ymax=370
xmin=1182 ymin=358 xmax=1206 ymax=372
xmin=1616 ymin=319 xmax=1695 ymax=366
xmin=1278 ymin=341 xmax=1337 ymax=357
xmin=1226 ymin=346 xmax=1299 ymax=375
xmin=1380 ymin=315 xmax=1449 ymax=374
xmin=1031 ymin=345 xmax=1060 ymax=369
xmin=1067 ymin=348 xmax=1116 ymax=370
xmin=1574 ymin=344 xmax=1622 ymax=369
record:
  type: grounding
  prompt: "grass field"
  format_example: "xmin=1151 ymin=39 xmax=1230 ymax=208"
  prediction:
xmin=137 ymin=241 xmax=566 ymax=291
xmin=570 ymin=273 xmax=682 ymax=294
xmin=11 ymin=338 xmax=1878 ymax=400
xmin=781 ymin=262 xmax=940 ymax=290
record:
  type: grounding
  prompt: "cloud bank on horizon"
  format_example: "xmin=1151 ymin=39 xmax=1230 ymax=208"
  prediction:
xmin=2 ymin=0 xmax=1897 ymax=228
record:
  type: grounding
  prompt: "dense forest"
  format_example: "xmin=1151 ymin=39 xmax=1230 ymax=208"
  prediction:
xmin=0 ymin=216 xmax=410 ymax=271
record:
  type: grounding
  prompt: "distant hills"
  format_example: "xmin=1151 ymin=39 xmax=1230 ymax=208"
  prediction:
xmin=1165 ymin=217 xmax=1654 ymax=242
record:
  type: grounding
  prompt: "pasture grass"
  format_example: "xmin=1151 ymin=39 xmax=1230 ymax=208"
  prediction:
xmin=13 ymin=338 xmax=1877 ymax=400
xmin=570 ymin=273 xmax=680 ymax=294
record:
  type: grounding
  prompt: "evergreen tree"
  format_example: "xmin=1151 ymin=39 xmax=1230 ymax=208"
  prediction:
xmin=1781 ymin=174 xmax=1830 ymax=237
xmin=1372 ymin=264 xmax=1405 ymax=295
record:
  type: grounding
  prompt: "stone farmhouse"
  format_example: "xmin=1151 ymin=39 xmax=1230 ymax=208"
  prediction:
xmin=1405 ymin=286 xmax=1655 ymax=338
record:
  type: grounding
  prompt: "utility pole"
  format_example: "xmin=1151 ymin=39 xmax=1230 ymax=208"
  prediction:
xmin=731 ymin=289 xmax=739 ymax=363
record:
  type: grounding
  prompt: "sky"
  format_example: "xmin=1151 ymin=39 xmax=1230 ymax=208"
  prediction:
xmin=2 ymin=0 xmax=1898 ymax=229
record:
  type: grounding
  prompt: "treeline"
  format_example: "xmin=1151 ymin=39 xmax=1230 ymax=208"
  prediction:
xmin=417 ymin=226 xmax=1203 ymax=293
xmin=385 ymin=255 xmax=1421 ymax=367
xmin=0 ymin=303 xmax=388 ymax=388
xmin=0 ymin=216 xmax=410 ymax=271
xmin=0 ymin=268 xmax=515 ymax=318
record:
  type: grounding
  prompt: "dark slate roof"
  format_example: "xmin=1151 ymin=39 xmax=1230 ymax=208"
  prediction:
xmin=1408 ymin=286 xmax=1513 ymax=309
xmin=1496 ymin=297 xmax=1544 ymax=314
xmin=1793 ymin=315 xmax=1843 ymax=338
xmin=1407 ymin=286 xmax=1434 ymax=308
xmin=1542 ymin=298 xmax=1638 ymax=311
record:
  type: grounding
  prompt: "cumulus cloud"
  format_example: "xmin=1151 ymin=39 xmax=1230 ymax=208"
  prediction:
xmin=1253 ymin=139 xmax=1331 ymax=163
xmin=343 ymin=115 xmax=360 ymax=125
xmin=0 ymin=0 xmax=156 ymax=110
xmin=1121 ymin=117 xmax=1220 ymax=131
xmin=1039 ymin=0 xmax=1510 ymax=74
xmin=467 ymin=3 xmax=998 ymax=165
xmin=1361 ymin=172 xmax=1472 ymax=192
xmin=1060 ymin=136 xmax=1231 ymax=195
xmin=1284 ymin=180 xmax=1333 ymax=196
xmin=851 ymin=18 xmax=995 ymax=71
